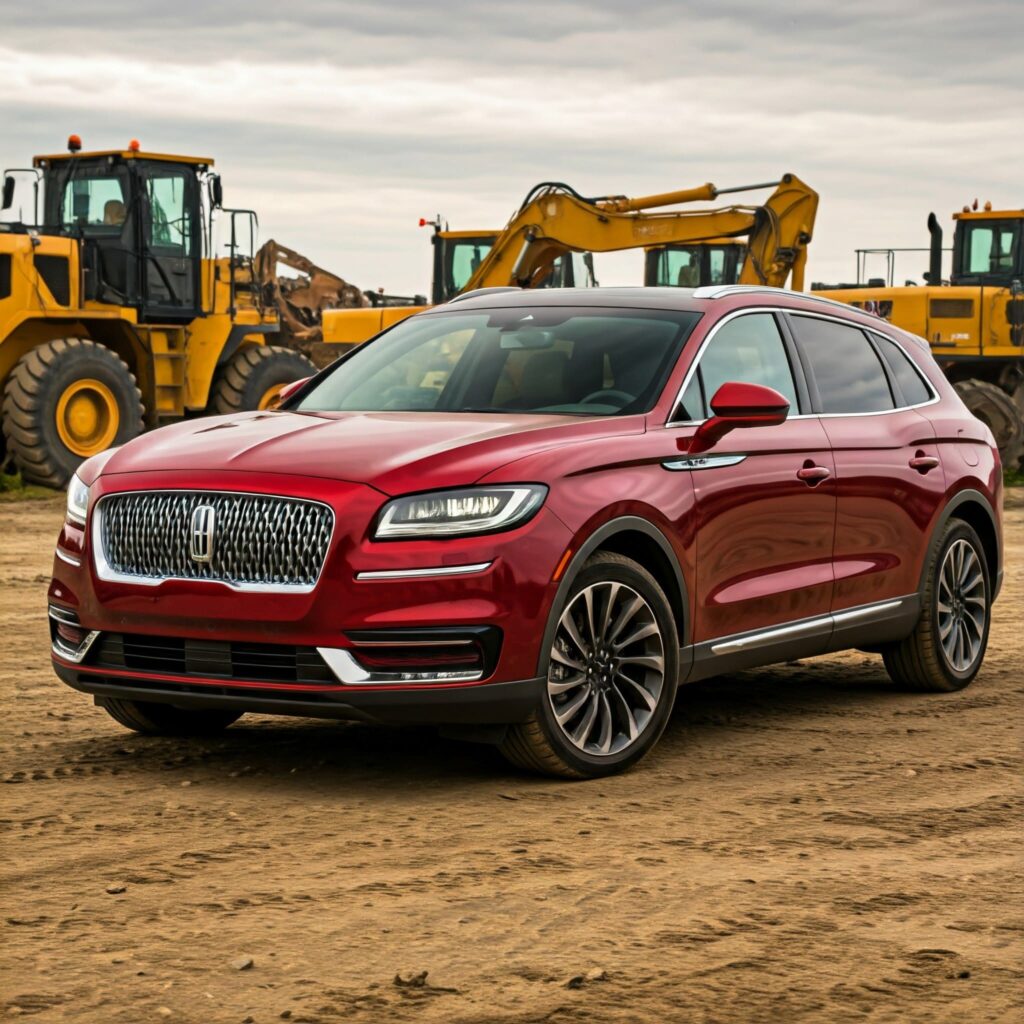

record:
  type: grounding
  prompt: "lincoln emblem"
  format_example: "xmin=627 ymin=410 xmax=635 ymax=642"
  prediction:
xmin=189 ymin=505 xmax=216 ymax=564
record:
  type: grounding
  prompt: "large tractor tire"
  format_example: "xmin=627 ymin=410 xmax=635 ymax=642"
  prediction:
xmin=209 ymin=345 xmax=316 ymax=415
xmin=2 ymin=339 xmax=144 ymax=489
xmin=953 ymin=379 xmax=1024 ymax=470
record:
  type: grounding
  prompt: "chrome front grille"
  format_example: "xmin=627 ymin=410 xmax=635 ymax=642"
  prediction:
xmin=95 ymin=491 xmax=334 ymax=591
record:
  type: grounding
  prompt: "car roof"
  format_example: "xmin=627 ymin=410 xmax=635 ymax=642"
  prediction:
xmin=440 ymin=284 xmax=884 ymax=322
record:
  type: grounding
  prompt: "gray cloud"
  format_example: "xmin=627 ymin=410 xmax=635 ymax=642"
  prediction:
xmin=2 ymin=0 xmax=1022 ymax=292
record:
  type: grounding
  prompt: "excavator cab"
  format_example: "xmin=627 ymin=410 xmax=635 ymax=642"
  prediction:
xmin=644 ymin=241 xmax=746 ymax=288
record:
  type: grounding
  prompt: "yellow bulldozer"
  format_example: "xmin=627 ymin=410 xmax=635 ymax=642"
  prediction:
xmin=815 ymin=205 xmax=1024 ymax=467
xmin=324 ymin=174 xmax=818 ymax=345
xmin=0 ymin=137 xmax=325 ymax=487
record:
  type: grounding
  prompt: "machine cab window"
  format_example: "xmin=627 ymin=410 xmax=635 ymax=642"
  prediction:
xmin=955 ymin=217 xmax=1022 ymax=285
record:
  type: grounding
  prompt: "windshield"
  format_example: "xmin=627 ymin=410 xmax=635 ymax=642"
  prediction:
xmin=298 ymin=306 xmax=700 ymax=417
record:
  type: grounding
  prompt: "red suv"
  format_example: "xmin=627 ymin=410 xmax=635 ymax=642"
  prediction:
xmin=50 ymin=286 xmax=1003 ymax=778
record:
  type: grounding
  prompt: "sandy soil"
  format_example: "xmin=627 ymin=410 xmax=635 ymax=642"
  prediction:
xmin=1 ymin=494 xmax=1021 ymax=1024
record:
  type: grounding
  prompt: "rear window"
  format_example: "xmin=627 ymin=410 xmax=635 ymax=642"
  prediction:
xmin=873 ymin=334 xmax=934 ymax=407
xmin=789 ymin=315 xmax=895 ymax=415
xmin=298 ymin=306 xmax=700 ymax=417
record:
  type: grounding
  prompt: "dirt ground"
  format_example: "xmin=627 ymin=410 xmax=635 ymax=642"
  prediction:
xmin=1 ymin=494 xmax=1021 ymax=1024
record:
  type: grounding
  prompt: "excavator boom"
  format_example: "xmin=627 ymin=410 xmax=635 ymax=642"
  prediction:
xmin=322 ymin=174 xmax=817 ymax=345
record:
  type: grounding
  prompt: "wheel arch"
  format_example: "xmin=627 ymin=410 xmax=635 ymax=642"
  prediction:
xmin=921 ymin=489 xmax=1002 ymax=601
xmin=536 ymin=516 xmax=690 ymax=679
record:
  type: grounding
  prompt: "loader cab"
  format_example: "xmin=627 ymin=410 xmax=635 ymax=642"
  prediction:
xmin=951 ymin=210 xmax=1023 ymax=287
xmin=644 ymin=242 xmax=746 ymax=289
xmin=34 ymin=148 xmax=210 ymax=322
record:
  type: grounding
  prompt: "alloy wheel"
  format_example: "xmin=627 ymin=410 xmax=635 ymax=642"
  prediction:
xmin=937 ymin=539 xmax=987 ymax=673
xmin=547 ymin=582 xmax=666 ymax=756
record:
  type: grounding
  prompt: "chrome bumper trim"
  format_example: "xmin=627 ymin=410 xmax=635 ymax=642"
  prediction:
xmin=55 ymin=548 xmax=82 ymax=567
xmin=355 ymin=561 xmax=493 ymax=581
xmin=316 ymin=647 xmax=483 ymax=685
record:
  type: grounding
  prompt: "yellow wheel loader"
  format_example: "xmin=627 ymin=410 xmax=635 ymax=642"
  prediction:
xmin=323 ymin=175 xmax=818 ymax=346
xmin=0 ymin=137 xmax=317 ymax=487
xmin=815 ymin=206 xmax=1024 ymax=467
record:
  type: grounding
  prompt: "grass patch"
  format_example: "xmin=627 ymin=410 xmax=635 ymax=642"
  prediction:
xmin=0 ymin=468 xmax=60 ymax=503
xmin=1005 ymin=467 xmax=1024 ymax=489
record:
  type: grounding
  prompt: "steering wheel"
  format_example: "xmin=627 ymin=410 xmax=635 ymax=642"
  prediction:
xmin=579 ymin=388 xmax=634 ymax=408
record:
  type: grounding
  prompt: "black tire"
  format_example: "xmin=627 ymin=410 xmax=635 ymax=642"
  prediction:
xmin=97 ymin=697 xmax=242 ymax=736
xmin=882 ymin=519 xmax=991 ymax=692
xmin=501 ymin=551 xmax=680 ymax=779
xmin=2 ymin=338 xmax=144 ymax=488
xmin=209 ymin=345 xmax=316 ymax=415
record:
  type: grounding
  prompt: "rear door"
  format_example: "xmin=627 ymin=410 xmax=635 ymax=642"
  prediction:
xmin=668 ymin=310 xmax=836 ymax=644
xmin=786 ymin=313 xmax=946 ymax=612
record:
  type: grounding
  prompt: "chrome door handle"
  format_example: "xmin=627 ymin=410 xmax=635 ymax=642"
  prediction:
xmin=797 ymin=465 xmax=831 ymax=484
xmin=909 ymin=454 xmax=940 ymax=473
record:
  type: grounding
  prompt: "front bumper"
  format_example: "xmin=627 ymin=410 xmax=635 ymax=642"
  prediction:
xmin=53 ymin=659 xmax=545 ymax=725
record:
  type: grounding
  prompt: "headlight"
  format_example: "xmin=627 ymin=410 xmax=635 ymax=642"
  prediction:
xmin=66 ymin=473 xmax=90 ymax=526
xmin=374 ymin=485 xmax=547 ymax=539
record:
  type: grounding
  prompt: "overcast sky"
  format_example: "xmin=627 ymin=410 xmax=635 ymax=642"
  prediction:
xmin=3 ymin=0 xmax=1022 ymax=293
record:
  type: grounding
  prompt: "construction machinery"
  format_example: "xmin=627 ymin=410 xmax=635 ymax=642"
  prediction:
xmin=815 ymin=205 xmax=1024 ymax=467
xmin=0 ymin=137 xmax=319 ymax=487
xmin=323 ymin=174 xmax=818 ymax=346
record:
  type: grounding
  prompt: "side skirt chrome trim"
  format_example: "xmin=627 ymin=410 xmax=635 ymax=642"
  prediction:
xmin=710 ymin=596 xmax=913 ymax=656
xmin=355 ymin=561 xmax=493 ymax=581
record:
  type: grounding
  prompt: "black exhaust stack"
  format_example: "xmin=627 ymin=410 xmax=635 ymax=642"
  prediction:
xmin=926 ymin=213 xmax=943 ymax=285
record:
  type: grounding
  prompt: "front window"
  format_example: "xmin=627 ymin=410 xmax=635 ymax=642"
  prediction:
xmin=298 ymin=307 xmax=700 ymax=417
xmin=48 ymin=165 xmax=131 ymax=236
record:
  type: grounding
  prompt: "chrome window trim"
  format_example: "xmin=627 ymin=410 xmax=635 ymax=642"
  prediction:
xmin=316 ymin=647 xmax=483 ymax=685
xmin=355 ymin=561 xmax=493 ymax=581
xmin=92 ymin=489 xmax=337 ymax=594
xmin=665 ymin=306 xmax=939 ymax=428
xmin=709 ymin=597 xmax=910 ymax=656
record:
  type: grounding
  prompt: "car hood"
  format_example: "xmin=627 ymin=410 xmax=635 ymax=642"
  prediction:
xmin=98 ymin=410 xmax=645 ymax=495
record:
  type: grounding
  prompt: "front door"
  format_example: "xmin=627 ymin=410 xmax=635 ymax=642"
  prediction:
xmin=669 ymin=310 xmax=837 ymax=644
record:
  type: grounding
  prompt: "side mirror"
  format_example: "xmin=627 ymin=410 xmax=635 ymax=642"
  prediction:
xmin=210 ymin=174 xmax=224 ymax=209
xmin=2 ymin=175 xmax=15 ymax=211
xmin=688 ymin=381 xmax=790 ymax=454
xmin=275 ymin=376 xmax=312 ymax=406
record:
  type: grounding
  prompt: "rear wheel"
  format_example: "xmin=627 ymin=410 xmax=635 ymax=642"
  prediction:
xmin=882 ymin=520 xmax=990 ymax=692
xmin=501 ymin=552 xmax=679 ymax=779
xmin=2 ymin=338 xmax=144 ymax=488
xmin=98 ymin=697 xmax=242 ymax=736
xmin=209 ymin=345 xmax=316 ymax=415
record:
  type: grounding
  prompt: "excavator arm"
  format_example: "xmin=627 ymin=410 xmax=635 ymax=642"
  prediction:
xmin=321 ymin=174 xmax=818 ymax=346
xmin=463 ymin=174 xmax=818 ymax=292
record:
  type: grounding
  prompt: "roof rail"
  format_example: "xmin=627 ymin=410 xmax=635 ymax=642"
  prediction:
xmin=692 ymin=284 xmax=864 ymax=314
xmin=447 ymin=286 xmax=523 ymax=304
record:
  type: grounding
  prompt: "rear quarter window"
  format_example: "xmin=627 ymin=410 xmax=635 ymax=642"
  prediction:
xmin=872 ymin=334 xmax=934 ymax=407
xmin=789 ymin=315 xmax=895 ymax=415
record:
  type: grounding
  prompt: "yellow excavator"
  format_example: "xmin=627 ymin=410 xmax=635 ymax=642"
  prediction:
xmin=815 ymin=204 xmax=1024 ymax=467
xmin=324 ymin=174 xmax=818 ymax=345
xmin=0 ymin=136 xmax=318 ymax=487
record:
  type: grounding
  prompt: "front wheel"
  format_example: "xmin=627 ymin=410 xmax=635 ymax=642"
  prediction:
xmin=882 ymin=520 xmax=991 ymax=692
xmin=501 ymin=552 xmax=679 ymax=778
xmin=98 ymin=697 xmax=242 ymax=736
